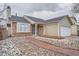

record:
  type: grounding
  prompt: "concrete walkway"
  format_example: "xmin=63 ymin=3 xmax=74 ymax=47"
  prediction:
xmin=26 ymin=37 xmax=79 ymax=56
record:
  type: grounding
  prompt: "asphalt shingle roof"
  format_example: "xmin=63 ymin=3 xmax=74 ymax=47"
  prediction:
xmin=9 ymin=15 xmax=30 ymax=23
xmin=25 ymin=15 xmax=45 ymax=24
xmin=9 ymin=15 xmax=72 ymax=24
xmin=45 ymin=15 xmax=69 ymax=23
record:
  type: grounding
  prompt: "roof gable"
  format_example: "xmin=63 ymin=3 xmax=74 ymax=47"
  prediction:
xmin=59 ymin=16 xmax=71 ymax=26
xmin=24 ymin=15 xmax=46 ymax=24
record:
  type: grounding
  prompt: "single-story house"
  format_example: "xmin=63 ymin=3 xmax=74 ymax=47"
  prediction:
xmin=7 ymin=15 xmax=72 ymax=38
xmin=0 ymin=18 xmax=7 ymax=28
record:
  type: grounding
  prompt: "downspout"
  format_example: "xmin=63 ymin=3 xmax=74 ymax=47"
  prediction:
xmin=35 ymin=24 xmax=38 ymax=36
xmin=58 ymin=23 xmax=60 ymax=37
xmin=11 ymin=22 xmax=12 ymax=36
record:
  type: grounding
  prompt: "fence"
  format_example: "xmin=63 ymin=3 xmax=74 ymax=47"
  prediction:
xmin=0 ymin=28 xmax=8 ymax=40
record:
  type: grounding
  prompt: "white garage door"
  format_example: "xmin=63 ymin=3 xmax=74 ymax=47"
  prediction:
xmin=60 ymin=27 xmax=71 ymax=36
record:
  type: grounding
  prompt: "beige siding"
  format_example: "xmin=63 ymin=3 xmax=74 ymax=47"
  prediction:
xmin=43 ymin=22 xmax=59 ymax=36
xmin=71 ymin=25 xmax=77 ymax=35
xmin=70 ymin=17 xmax=77 ymax=25
xmin=59 ymin=17 xmax=71 ymax=36
xmin=59 ymin=17 xmax=71 ymax=27
xmin=43 ymin=16 xmax=71 ymax=37
xmin=70 ymin=17 xmax=77 ymax=35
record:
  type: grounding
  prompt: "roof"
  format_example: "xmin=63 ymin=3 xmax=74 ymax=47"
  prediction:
xmin=9 ymin=15 xmax=72 ymax=25
xmin=45 ymin=15 xmax=71 ymax=23
xmin=9 ymin=15 xmax=30 ymax=23
xmin=25 ymin=15 xmax=46 ymax=24
xmin=45 ymin=15 xmax=72 ymax=25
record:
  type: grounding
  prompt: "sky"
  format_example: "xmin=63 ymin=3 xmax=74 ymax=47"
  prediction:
xmin=0 ymin=3 xmax=79 ymax=22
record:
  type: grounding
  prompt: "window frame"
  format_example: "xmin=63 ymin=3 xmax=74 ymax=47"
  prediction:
xmin=17 ymin=22 xmax=29 ymax=32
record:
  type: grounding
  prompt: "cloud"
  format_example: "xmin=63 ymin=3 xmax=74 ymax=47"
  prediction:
xmin=6 ymin=3 xmax=67 ymax=16
xmin=27 ymin=10 xmax=69 ymax=20
xmin=0 ymin=3 xmax=77 ymax=21
xmin=58 ymin=3 xmax=73 ymax=10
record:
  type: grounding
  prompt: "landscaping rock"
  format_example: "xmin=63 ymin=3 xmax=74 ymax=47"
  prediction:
xmin=35 ymin=36 xmax=79 ymax=50
xmin=0 ymin=38 xmax=22 ymax=56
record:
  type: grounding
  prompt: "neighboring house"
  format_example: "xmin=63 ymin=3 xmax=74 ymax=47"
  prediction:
xmin=70 ymin=17 xmax=77 ymax=36
xmin=0 ymin=5 xmax=11 ymax=37
xmin=0 ymin=18 xmax=7 ymax=28
xmin=0 ymin=18 xmax=8 ymax=39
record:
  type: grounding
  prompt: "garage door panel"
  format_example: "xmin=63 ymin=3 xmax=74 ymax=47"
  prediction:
xmin=61 ymin=27 xmax=71 ymax=36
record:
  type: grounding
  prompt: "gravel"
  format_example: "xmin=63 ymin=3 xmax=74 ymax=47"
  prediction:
xmin=0 ymin=38 xmax=22 ymax=56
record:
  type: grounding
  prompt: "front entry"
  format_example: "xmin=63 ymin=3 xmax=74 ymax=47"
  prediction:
xmin=31 ymin=24 xmax=43 ymax=36
xmin=38 ymin=25 xmax=43 ymax=36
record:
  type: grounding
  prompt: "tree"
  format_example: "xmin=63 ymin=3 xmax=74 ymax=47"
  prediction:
xmin=71 ymin=3 xmax=79 ymax=14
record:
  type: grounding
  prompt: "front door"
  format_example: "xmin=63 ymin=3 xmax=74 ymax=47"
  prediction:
xmin=38 ymin=25 xmax=43 ymax=36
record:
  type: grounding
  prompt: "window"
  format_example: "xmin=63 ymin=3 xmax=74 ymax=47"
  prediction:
xmin=17 ymin=23 xmax=29 ymax=32
xmin=7 ymin=24 xmax=11 ymax=27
